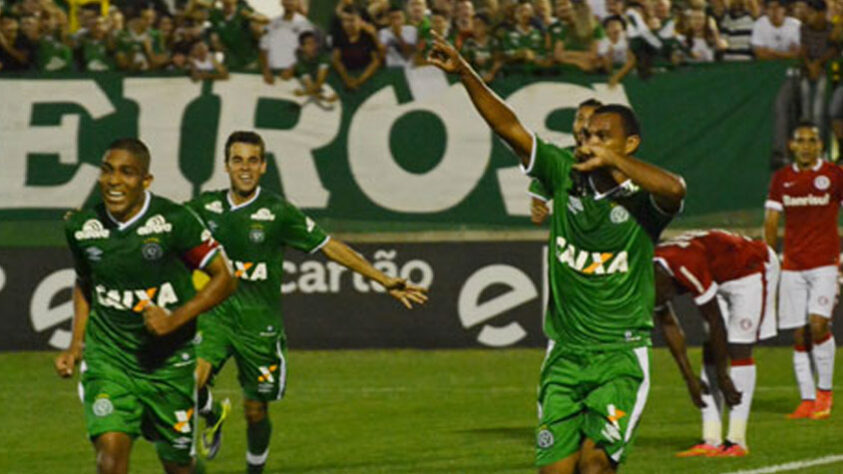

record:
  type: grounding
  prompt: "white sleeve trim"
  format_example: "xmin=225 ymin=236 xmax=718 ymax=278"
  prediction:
xmin=309 ymin=235 xmax=331 ymax=254
xmin=527 ymin=191 xmax=550 ymax=202
xmin=765 ymin=199 xmax=783 ymax=211
xmin=198 ymin=246 xmax=220 ymax=270
xmin=520 ymin=132 xmax=538 ymax=175
xmin=693 ymin=283 xmax=718 ymax=305
xmin=650 ymin=193 xmax=684 ymax=216
xmin=653 ymin=256 xmax=674 ymax=276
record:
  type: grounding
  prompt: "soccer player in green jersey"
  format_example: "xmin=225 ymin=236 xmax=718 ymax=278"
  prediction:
xmin=54 ymin=138 xmax=237 ymax=474
xmin=427 ymin=33 xmax=686 ymax=472
xmin=529 ymin=98 xmax=602 ymax=225
xmin=187 ymin=131 xmax=428 ymax=473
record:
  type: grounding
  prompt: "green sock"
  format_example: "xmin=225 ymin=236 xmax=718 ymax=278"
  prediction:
xmin=246 ymin=417 xmax=271 ymax=473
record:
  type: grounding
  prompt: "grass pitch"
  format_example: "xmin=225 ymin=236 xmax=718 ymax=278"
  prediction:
xmin=0 ymin=347 xmax=841 ymax=473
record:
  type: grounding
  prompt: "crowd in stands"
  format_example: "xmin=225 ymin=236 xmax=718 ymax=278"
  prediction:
xmin=2 ymin=0 xmax=843 ymax=160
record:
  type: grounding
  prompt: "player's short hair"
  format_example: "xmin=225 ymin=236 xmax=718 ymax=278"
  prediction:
xmin=578 ymin=98 xmax=603 ymax=110
xmin=593 ymin=104 xmax=641 ymax=139
xmin=225 ymin=131 xmax=266 ymax=162
xmin=107 ymin=138 xmax=151 ymax=173
xmin=791 ymin=120 xmax=820 ymax=138
xmin=602 ymin=14 xmax=627 ymax=29
xmin=298 ymin=30 xmax=316 ymax=45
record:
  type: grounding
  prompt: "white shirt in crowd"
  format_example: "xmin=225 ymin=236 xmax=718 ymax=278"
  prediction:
xmin=750 ymin=15 xmax=800 ymax=53
xmin=598 ymin=35 xmax=628 ymax=66
xmin=687 ymin=37 xmax=716 ymax=62
xmin=259 ymin=12 xmax=314 ymax=69
xmin=588 ymin=0 xmax=608 ymax=19
xmin=378 ymin=25 xmax=418 ymax=67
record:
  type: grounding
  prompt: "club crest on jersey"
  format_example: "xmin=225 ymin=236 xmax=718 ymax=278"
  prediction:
xmin=75 ymin=219 xmax=110 ymax=240
xmin=142 ymin=241 xmax=164 ymax=261
xmin=555 ymin=236 xmax=628 ymax=275
xmin=137 ymin=215 xmax=173 ymax=236
xmin=610 ymin=205 xmax=630 ymax=224
xmin=251 ymin=208 xmax=275 ymax=221
xmin=537 ymin=428 xmax=554 ymax=449
xmin=249 ymin=227 xmax=266 ymax=243
xmin=85 ymin=246 xmax=103 ymax=262
xmin=204 ymin=201 xmax=223 ymax=213
xmin=95 ymin=282 xmax=179 ymax=312
xmin=93 ymin=395 xmax=113 ymax=417
xmin=814 ymin=175 xmax=831 ymax=190
xmin=233 ymin=261 xmax=268 ymax=281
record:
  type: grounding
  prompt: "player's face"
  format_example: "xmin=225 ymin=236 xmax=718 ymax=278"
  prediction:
xmin=572 ymin=105 xmax=597 ymax=145
xmin=226 ymin=142 xmax=267 ymax=196
xmin=583 ymin=112 xmax=640 ymax=156
xmin=98 ymin=149 xmax=152 ymax=220
xmin=789 ymin=127 xmax=822 ymax=166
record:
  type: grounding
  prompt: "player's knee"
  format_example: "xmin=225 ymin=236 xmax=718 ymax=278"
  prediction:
xmin=809 ymin=317 xmax=830 ymax=341
xmin=793 ymin=326 xmax=808 ymax=347
xmin=243 ymin=400 xmax=267 ymax=424
xmin=96 ymin=448 xmax=127 ymax=474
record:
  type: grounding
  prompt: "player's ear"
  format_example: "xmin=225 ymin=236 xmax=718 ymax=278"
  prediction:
xmin=624 ymin=135 xmax=641 ymax=155
xmin=142 ymin=173 xmax=154 ymax=190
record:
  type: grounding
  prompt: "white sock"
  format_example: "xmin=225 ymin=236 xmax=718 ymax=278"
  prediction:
xmin=727 ymin=361 xmax=756 ymax=448
xmin=794 ymin=346 xmax=817 ymax=400
xmin=812 ymin=335 xmax=836 ymax=391
xmin=701 ymin=364 xmax=723 ymax=445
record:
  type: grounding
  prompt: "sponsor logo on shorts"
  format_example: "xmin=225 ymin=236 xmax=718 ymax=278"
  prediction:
xmin=820 ymin=296 xmax=830 ymax=306
xmin=601 ymin=404 xmax=626 ymax=443
xmin=173 ymin=408 xmax=194 ymax=433
xmin=814 ymin=176 xmax=831 ymax=191
xmin=141 ymin=242 xmax=163 ymax=261
xmin=257 ymin=365 xmax=278 ymax=384
xmin=172 ymin=437 xmax=192 ymax=450
xmin=610 ymin=206 xmax=630 ymax=224
xmin=93 ymin=395 xmax=114 ymax=417
xmin=537 ymin=428 xmax=554 ymax=449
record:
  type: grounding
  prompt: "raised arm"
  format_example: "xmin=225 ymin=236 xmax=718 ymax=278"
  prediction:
xmin=427 ymin=32 xmax=533 ymax=165
xmin=54 ymin=279 xmax=91 ymax=377
xmin=143 ymin=254 xmax=236 ymax=336
xmin=321 ymin=238 xmax=428 ymax=308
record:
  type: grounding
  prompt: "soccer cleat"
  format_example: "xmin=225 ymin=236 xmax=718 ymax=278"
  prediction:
xmin=709 ymin=441 xmax=749 ymax=457
xmin=676 ymin=442 xmax=721 ymax=458
xmin=787 ymin=399 xmax=816 ymax=419
xmin=200 ymin=398 xmax=231 ymax=460
xmin=811 ymin=390 xmax=833 ymax=420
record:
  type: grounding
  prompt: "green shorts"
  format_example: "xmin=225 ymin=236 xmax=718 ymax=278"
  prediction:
xmin=197 ymin=312 xmax=287 ymax=402
xmin=535 ymin=343 xmax=650 ymax=467
xmin=79 ymin=356 xmax=196 ymax=464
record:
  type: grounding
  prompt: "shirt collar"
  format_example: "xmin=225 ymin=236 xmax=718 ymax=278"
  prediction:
xmin=227 ymin=186 xmax=261 ymax=211
xmin=792 ymin=160 xmax=823 ymax=172
xmin=106 ymin=190 xmax=151 ymax=231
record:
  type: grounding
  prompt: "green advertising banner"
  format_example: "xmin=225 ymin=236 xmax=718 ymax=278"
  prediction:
xmin=0 ymin=62 xmax=787 ymax=243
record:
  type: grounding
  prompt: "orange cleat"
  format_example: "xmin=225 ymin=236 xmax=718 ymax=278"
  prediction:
xmin=710 ymin=441 xmax=749 ymax=457
xmin=811 ymin=390 xmax=833 ymax=420
xmin=676 ymin=442 xmax=721 ymax=458
xmin=787 ymin=399 xmax=816 ymax=419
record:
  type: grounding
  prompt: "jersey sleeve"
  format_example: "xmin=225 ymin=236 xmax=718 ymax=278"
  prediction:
xmin=615 ymin=188 xmax=679 ymax=242
xmin=528 ymin=178 xmax=551 ymax=201
xmin=64 ymin=218 xmax=91 ymax=282
xmin=766 ymin=170 xmax=783 ymax=211
xmin=656 ymin=246 xmax=717 ymax=305
xmin=277 ymin=201 xmax=330 ymax=253
xmin=522 ymin=134 xmax=574 ymax=196
xmin=172 ymin=206 xmax=221 ymax=270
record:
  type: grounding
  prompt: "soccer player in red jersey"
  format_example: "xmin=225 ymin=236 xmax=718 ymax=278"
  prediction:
xmin=654 ymin=230 xmax=779 ymax=458
xmin=764 ymin=121 xmax=843 ymax=420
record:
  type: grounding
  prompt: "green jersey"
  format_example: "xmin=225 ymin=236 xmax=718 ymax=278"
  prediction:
xmin=64 ymin=192 xmax=220 ymax=373
xmin=209 ymin=3 xmax=260 ymax=69
xmin=527 ymin=136 xmax=676 ymax=351
xmin=79 ymin=37 xmax=115 ymax=71
xmin=187 ymin=187 xmax=329 ymax=338
xmin=502 ymin=25 xmax=546 ymax=60
xmin=461 ymin=35 xmax=499 ymax=75
xmin=37 ymin=35 xmax=73 ymax=72
xmin=547 ymin=20 xmax=605 ymax=52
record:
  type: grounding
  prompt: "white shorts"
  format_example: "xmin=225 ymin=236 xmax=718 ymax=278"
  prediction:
xmin=778 ymin=265 xmax=839 ymax=329
xmin=714 ymin=248 xmax=780 ymax=343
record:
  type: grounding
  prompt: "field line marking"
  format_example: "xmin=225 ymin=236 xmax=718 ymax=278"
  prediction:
xmin=722 ymin=454 xmax=843 ymax=474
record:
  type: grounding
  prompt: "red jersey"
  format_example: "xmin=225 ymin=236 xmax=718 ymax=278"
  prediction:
xmin=766 ymin=161 xmax=843 ymax=271
xmin=655 ymin=230 xmax=770 ymax=305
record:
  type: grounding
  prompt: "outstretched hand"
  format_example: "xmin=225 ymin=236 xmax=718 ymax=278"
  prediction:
xmin=426 ymin=31 xmax=465 ymax=74
xmin=383 ymin=277 xmax=429 ymax=309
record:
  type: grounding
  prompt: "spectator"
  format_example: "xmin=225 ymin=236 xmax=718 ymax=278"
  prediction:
xmin=533 ymin=0 xmax=556 ymax=28
xmin=625 ymin=0 xmax=662 ymax=77
xmin=332 ymin=6 xmax=380 ymax=90
xmin=651 ymin=0 xmax=682 ymax=63
xmin=157 ymin=15 xmax=175 ymax=50
xmin=330 ymin=0 xmax=374 ymax=45
xmin=77 ymin=15 xmax=115 ymax=71
xmin=503 ymin=0 xmax=547 ymax=71
xmin=599 ymin=14 xmax=635 ymax=85
xmin=0 ymin=15 xmax=34 ymax=71
xmin=194 ymin=0 xmax=268 ymax=70
xmin=430 ymin=7 xmax=451 ymax=38
xmin=461 ymin=12 xmax=501 ymax=81
xmin=368 ymin=0 xmax=392 ymax=29
xmin=260 ymin=0 xmax=314 ymax=83
xmin=378 ymin=5 xmax=417 ymax=67
xmin=791 ymin=0 xmax=810 ymax=22
xmin=551 ymin=0 xmax=603 ymax=72
xmin=683 ymin=7 xmax=726 ymax=62
xmin=753 ymin=0 xmax=801 ymax=168
xmin=454 ymin=0 xmax=475 ymax=47
xmin=114 ymin=8 xmax=168 ymax=71
xmin=170 ymin=18 xmax=207 ymax=70
xmin=800 ymin=0 xmax=835 ymax=137
xmin=36 ymin=12 xmax=74 ymax=71
xmin=282 ymin=30 xmax=334 ymax=100
xmin=109 ymin=9 xmax=125 ymax=39
xmin=607 ymin=0 xmax=625 ymax=16
xmin=189 ymin=38 xmax=229 ymax=80
xmin=717 ymin=0 xmax=760 ymax=60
